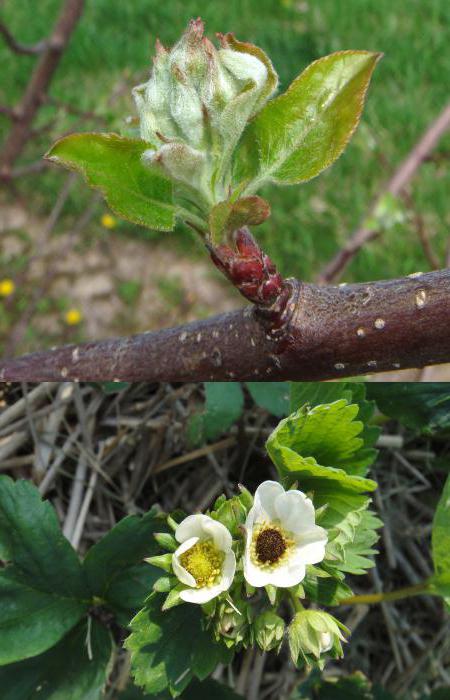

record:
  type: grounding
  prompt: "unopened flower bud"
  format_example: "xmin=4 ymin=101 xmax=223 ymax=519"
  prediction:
xmin=288 ymin=610 xmax=348 ymax=666
xmin=132 ymin=18 xmax=278 ymax=210
xmin=254 ymin=611 xmax=285 ymax=651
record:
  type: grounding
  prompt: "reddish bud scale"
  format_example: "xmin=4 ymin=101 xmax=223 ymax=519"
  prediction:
xmin=209 ymin=227 xmax=299 ymax=353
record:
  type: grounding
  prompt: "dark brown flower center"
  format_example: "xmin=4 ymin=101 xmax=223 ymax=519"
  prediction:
xmin=255 ymin=528 xmax=286 ymax=563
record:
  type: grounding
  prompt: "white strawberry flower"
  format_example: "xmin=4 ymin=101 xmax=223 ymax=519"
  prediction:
xmin=172 ymin=514 xmax=236 ymax=604
xmin=244 ymin=480 xmax=328 ymax=588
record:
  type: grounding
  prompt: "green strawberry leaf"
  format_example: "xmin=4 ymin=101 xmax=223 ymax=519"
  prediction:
xmin=0 ymin=618 xmax=114 ymax=700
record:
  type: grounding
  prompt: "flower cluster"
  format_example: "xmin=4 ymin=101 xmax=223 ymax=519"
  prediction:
xmin=148 ymin=480 xmax=348 ymax=666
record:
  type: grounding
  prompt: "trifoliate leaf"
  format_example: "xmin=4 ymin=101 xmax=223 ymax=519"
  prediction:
xmin=246 ymin=382 xmax=290 ymax=417
xmin=367 ymin=383 xmax=450 ymax=436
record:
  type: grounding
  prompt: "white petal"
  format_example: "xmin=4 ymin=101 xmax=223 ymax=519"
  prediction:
xmin=266 ymin=560 xmax=306 ymax=588
xmin=180 ymin=583 xmax=224 ymax=604
xmin=175 ymin=513 xmax=212 ymax=543
xmin=254 ymin=480 xmax=285 ymax=521
xmin=243 ymin=547 xmax=273 ymax=587
xmin=203 ymin=518 xmax=232 ymax=551
xmin=275 ymin=490 xmax=316 ymax=533
xmin=172 ymin=537 xmax=198 ymax=587
xmin=219 ymin=551 xmax=236 ymax=591
xmin=295 ymin=527 xmax=328 ymax=565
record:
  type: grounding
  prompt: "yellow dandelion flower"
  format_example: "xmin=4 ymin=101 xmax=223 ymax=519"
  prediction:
xmin=65 ymin=308 xmax=82 ymax=326
xmin=0 ymin=279 xmax=15 ymax=297
xmin=101 ymin=213 xmax=117 ymax=229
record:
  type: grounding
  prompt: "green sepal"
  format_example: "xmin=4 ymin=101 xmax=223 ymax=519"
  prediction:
xmin=154 ymin=532 xmax=178 ymax=552
xmin=162 ymin=584 xmax=185 ymax=611
xmin=145 ymin=553 xmax=173 ymax=573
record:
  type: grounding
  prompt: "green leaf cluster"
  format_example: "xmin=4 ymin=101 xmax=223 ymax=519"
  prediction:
xmin=0 ymin=475 xmax=163 ymax=698
xmin=45 ymin=25 xmax=380 ymax=243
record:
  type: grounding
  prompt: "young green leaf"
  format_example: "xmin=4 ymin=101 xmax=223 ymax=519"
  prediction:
xmin=45 ymin=133 xmax=175 ymax=231
xmin=0 ymin=618 xmax=114 ymax=700
xmin=266 ymin=401 xmax=377 ymax=492
xmin=209 ymin=196 xmax=270 ymax=243
xmin=235 ymin=51 xmax=381 ymax=191
xmin=125 ymin=595 xmax=231 ymax=696
xmin=431 ymin=474 xmax=450 ymax=610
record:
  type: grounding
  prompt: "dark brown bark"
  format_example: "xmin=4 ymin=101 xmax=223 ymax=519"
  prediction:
xmin=0 ymin=0 xmax=84 ymax=179
xmin=2 ymin=269 xmax=449 ymax=382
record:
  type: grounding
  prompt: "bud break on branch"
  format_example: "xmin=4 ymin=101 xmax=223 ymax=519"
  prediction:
xmin=2 ymin=18 xmax=450 ymax=381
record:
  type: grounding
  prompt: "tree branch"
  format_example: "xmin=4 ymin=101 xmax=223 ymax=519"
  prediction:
xmin=0 ymin=0 xmax=85 ymax=179
xmin=319 ymin=102 xmax=450 ymax=283
xmin=2 ymin=268 xmax=449 ymax=381
xmin=0 ymin=21 xmax=47 ymax=55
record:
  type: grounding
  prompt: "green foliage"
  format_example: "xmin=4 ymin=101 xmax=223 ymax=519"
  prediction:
xmin=430 ymin=474 xmax=450 ymax=610
xmin=0 ymin=619 xmax=114 ymax=700
xmin=186 ymin=383 xmax=244 ymax=447
xmin=119 ymin=678 xmax=243 ymax=699
xmin=83 ymin=509 xmax=163 ymax=623
xmin=294 ymin=671 xmax=373 ymax=699
xmin=247 ymin=381 xmax=290 ymax=417
xmin=367 ymin=383 xmax=450 ymax=436
xmin=266 ymin=400 xmax=380 ymax=587
xmin=45 ymin=133 xmax=175 ymax=231
xmin=266 ymin=401 xmax=377 ymax=491
xmin=125 ymin=595 xmax=232 ymax=696
xmin=0 ymin=476 xmax=89 ymax=663
xmin=289 ymin=383 xmax=379 ymax=475
xmin=235 ymin=51 xmax=380 ymax=190
xmin=209 ymin=196 xmax=270 ymax=244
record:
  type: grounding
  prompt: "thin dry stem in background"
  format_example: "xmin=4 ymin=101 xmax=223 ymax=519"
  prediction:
xmin=0 ymin=0 xmax=85 ymax=180
xmin=0 ymin=382 xmax=448 ymax=699
xmin=318 ymin=102 xmax=450 ymax=284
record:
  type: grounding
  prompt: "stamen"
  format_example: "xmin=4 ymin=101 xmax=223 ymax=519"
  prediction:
xmin=179 ymin=540 xmax=224 ymax=587
xmin=250 ymin=521 xmax=294 ymax=569
xmin=256 ymin=528 xmax=286 ymax=563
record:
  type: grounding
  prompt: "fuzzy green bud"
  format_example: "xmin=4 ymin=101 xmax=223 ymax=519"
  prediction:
xmin=288 ymin=610 xmax=348 ymax=667
xmin=132 ymin=18 xmax=278 ymax=209
xmin=254 ymin=611 xmax=285 ymax=652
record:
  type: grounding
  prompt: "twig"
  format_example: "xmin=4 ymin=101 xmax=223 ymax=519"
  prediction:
xmin=319 ymin=102 xmax=450 ymax=283
xmin=0 ymin=0 xmax=85 ymax=179
xmin=153 ymin=437 xmax=236 ymax=474
xmin=0 ymin=21 xmax=47 ymax=55
xmin=2 ymin=267 xmax=450 ymax=381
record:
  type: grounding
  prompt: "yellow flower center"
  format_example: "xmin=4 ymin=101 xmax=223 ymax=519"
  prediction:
xmin=179 ymin=540 xmax=224 ymax=588
xmin=251 ymin=522 xmax=294 ymax=569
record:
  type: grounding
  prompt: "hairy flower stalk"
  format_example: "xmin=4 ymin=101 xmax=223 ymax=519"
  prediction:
xmin=133 ymin=18 xmax=277 ymax=220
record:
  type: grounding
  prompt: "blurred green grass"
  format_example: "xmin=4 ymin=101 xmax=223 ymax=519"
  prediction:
xmin=1 ymin=0 xmax=449 ymax=282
